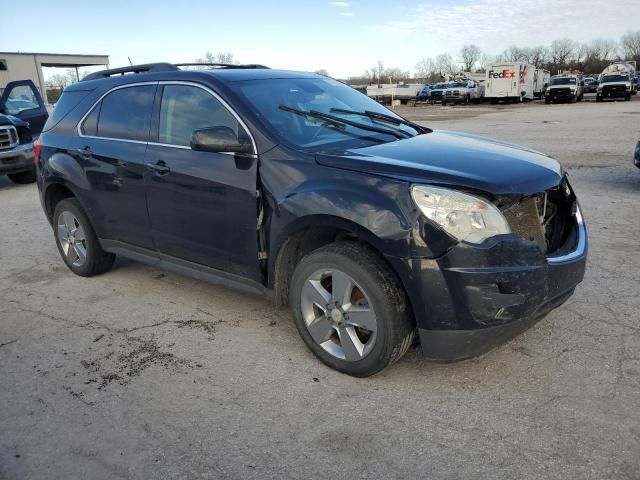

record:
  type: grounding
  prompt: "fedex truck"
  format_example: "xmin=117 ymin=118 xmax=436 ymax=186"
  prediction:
xmin=485 ymin=62 xmax=536 ymax=103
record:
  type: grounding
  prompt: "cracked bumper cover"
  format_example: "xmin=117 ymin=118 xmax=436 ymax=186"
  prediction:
xmin=391 ymin=210 xmax=587 ymax=361
xmin=0 ymin=143 xmax=35 ymax=175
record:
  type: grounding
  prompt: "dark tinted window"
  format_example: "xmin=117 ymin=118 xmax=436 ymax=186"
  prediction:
xmin=158 ymin=85 xmax=242 ymax=147
xmin=97 ymin=85 xmax=155 ymax=141
xmin=81 ymin=103 xmax=100 ymax=136
xmin=46 ymin=90 xmax=91 ymax=132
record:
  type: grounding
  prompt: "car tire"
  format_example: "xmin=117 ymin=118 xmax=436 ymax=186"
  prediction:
xmin=53 ymin=198 xmax=115 ymax=277
xmin=289 ymin=242 xmax=414 ymax=377
xmin=596 ymin=95 xmax=602 ymax=102
xmin=625 ymin=95 xmax=631 ymax=101
xmin=545 ymin=99 xmax=551 ymax=104
xmin=442 ymin=101 xmax=447 ymax=106
xmin=7 ymin=168 xmax=36 ymax=184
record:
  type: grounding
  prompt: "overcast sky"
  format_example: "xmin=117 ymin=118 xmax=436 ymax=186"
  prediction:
xmin=2 ymin=0 xmax=638 ymax=78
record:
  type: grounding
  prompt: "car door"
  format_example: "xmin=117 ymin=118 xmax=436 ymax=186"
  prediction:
xmin=76 ymin=84 xmax=156 ymax=249
xmin=0 ymin=80 xmax=49 ymax=135
xmin=144 ymin=82 xmax=261 ymax=281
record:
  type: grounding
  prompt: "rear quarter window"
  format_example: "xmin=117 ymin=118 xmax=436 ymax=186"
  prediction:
xmin=43 ymin=90 xmax=92 ymax=132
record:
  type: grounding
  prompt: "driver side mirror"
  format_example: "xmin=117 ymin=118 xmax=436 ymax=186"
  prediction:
xmin=190 ymin=126 xmax=253 ymax=154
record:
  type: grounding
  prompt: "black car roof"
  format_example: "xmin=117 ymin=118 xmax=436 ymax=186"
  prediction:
xmin=67 ymin=64 xmax=322 ymax=92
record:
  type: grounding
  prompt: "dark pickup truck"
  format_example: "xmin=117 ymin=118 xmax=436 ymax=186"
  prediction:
xmin=0 ymin=80 xmax=48 ymax=183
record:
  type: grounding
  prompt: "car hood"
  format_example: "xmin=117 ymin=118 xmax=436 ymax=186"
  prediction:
xmin=315 ymin=130 xmax=563 ymax=195
xmin=600 ymin=81 xmax=631 ymax=86
xmin=0 ymin=114 xmax=28 ymax=128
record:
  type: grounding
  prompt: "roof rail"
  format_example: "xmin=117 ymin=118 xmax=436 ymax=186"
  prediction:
xmin=81 ymin=63 xmax=179 ymax=81
xmin=175 ymin=63 xmax=270 ymax=69
xmin=81 ymin=62 xmax=270 ymax=82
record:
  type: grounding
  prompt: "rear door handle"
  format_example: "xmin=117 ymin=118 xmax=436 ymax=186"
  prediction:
xmin=146 ymin=160 xmax=171 ymax=175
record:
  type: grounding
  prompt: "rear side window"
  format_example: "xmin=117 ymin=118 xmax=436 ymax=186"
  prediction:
xmin=158 ymin=84 xmax=243 ymax=147
xmin=44 ymin=90 xmax=91 ymax=132
xmin=94 ymin=85 xmax=155 ymax=141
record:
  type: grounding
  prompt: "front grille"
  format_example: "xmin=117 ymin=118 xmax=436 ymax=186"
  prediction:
xmin=603 ymin=85 xmax=626 ymax=93
xmin=0 ymin=125 xmax=19 ymax=151
xmin=551 ymin=88 xmax=571 ymax=95
xmin=500 ymin=180 xmax=576 ymax=254
xmin=431 ymin=91 xmax=443 ymax=100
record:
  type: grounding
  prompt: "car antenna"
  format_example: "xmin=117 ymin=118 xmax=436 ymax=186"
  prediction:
xmin=128 ymin=57 xmax=133 ymax=66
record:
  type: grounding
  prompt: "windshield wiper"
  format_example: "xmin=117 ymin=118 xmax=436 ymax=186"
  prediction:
xmin=329 ymin=108 xmax=432 ymax=134
xmin=279 ymin=105 xmax=410 ymax=140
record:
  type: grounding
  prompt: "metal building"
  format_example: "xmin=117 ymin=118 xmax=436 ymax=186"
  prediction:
xmin=0 ymin=52 xmax=109 ymax=104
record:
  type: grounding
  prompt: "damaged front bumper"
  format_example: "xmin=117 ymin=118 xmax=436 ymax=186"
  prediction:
xmin=391 ymin=207 xmax=587 ymax=361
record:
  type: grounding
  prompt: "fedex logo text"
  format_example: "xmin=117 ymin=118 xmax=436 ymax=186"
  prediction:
xmin=489 ymin=70 xmax=516 ymax=79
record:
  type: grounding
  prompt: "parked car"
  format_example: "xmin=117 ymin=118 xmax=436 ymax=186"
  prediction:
xmin=583 ymin=80 xmax=599 ymax=94
xmin=36 ymin=63 xmax=588 ymax=377
xmin=596 ymin=73 xmax=633 ymax=102
xmin=0 ymin=80 xmax=49 ymax=183
xmin=441 ymin=80 xmax=484 ymax=105
xmin=428 ymin=83 xmax=449 ymax=103
xmin=545 ymin=75 xmax=584 ymax=103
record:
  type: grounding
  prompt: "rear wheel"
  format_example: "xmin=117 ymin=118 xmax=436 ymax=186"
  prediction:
xmin=8 ymin=168 xmax=36 ymax=184
xmin=289 ymin=242 xmax=414 ymax=377
xmin=53 ymin=198 xmax=115 ymax=277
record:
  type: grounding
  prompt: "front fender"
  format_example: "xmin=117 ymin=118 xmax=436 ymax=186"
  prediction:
xmin=270 ymin=174 xmax=416 ymax=259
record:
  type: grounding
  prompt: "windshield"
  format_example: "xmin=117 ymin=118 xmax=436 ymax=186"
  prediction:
xmin=601 ymin=74 xmax=629 ymax=83
xmin=550 ymin=77 xmax=576 ymax=85
xmin=448 ymin=82 xmax=466 ymax=88
xmin=232 ymin=77 xmax=419 ymax=151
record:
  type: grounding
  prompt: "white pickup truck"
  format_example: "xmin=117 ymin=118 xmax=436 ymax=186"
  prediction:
xmin=441 ymin=80 xmax=484 ymax=105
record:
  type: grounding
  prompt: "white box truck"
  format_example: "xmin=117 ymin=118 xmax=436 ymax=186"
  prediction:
xmin=533 ymin=69 xmax=550 ymax=98
xmin=485 ymin=63 xmax=536 ymax=103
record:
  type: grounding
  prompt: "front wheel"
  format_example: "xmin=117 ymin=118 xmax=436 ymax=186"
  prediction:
xmin=625 ymin=95 xmax=631 ymax=101
xmin=289 ymin=242 xmax=414 ymax=377
xmin=8 ymin=168 xmax=36 ymax=184
xmin=53 ymin=198 xmax=115 ymax=277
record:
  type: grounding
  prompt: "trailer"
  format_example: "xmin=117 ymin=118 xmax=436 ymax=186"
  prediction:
xmin=533 ymin=69 xmax=550 ymax=98
xmin=366 ymin=83 xmax=425 ymax=104
xmin=485 ymin=62 xmax=536 ymax=103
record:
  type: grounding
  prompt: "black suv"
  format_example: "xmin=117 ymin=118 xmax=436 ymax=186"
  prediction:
xmin=36 ymin=63 xmax=587 ymax=377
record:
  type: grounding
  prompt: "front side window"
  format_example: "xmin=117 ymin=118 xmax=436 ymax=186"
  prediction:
xmin=4 ymin=85 xmax=39 ymax=115
xmin=94 ymin=85 xmax=155 ymax=141
xmin=158 ymin=85 xmax=243 ymax=147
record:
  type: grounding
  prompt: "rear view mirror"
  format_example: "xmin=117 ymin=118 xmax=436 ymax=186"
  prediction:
xmin=190 ymin=126 xmax=253 ymax=154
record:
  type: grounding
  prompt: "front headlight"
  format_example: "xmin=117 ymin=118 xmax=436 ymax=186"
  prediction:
xmin=411 ymin=185 xmax=511 ymax=244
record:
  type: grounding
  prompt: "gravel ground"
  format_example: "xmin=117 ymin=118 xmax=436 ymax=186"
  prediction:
xmin=1 ymin=99 xmax=639 ymax=480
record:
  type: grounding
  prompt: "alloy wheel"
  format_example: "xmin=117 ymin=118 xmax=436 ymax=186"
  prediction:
xmin=300 ymin=269 xmax=377 ymax=361
xmin=57 ymin=211 xmax=87 ymax=267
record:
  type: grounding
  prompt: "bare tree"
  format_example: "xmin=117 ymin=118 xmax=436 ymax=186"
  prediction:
xmin=414 ymin=57 xmax=437 ymax=80
xmin=526 ymin=46 xmax=549 ymax=68
xmin=549 ymin=38 xmax=576 ymax=73
xmin=460 ymin=44 xmax=482 ymax=72
xmin=196 ymin=51 xmax=239 ymax=65
xmin=315 ymin=69 xmax=330 ymax=77
xmin=435 ymin=53 xmax=456 ymax=76
xmin=45 ymin=69 xmax=77 ymax=89
xmin=621 ymin=30 xmax=640 ymax=63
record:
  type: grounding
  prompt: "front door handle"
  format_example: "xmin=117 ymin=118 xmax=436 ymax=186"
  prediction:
xmin=146 ymin=160 xmax=171 ymax=175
